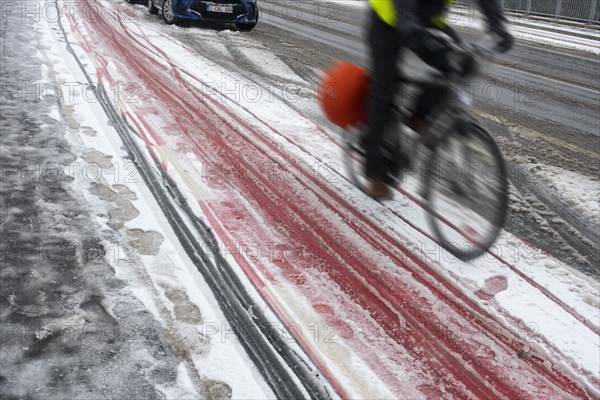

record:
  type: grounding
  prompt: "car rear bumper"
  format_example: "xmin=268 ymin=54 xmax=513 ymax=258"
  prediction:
xmin=174 ymin=0 xmax=257 ymax=24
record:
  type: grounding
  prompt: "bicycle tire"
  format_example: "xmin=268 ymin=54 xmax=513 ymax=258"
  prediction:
xmin=423 ymin=122 xmax=508 ymax=261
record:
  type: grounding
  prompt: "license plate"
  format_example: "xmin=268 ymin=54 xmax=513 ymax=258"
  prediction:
xmin=207 ymin=4 xmax=233 ymax=13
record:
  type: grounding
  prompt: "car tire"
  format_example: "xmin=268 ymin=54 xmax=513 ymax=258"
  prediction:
xmin=148 ymin=0 xmax=159 ymax=14
xmin=162 ymin=0 xmax=178 ymax=25
xmin=236 ymin=9 xmax=258 ymax=32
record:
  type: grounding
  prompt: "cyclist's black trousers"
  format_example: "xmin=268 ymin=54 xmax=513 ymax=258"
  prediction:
xmin=365 ymin=11 xmax=403 ymax=183
xmin=365 ymin=12 xmax=451 ymax=182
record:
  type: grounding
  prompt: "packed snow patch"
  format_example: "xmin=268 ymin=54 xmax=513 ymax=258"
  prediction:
xmin=526 ymin=164 xmax=600 ymax=226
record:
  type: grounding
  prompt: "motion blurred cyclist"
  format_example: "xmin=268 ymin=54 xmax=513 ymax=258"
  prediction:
xmin=364 ymin=0 xmax=513 ymax=200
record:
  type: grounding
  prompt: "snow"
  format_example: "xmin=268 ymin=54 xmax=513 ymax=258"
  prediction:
xmin=2 ymin=0 xmax=598 ymax=398
xmin=525 ymin=163 xmax=600 ymax=226
xmin=1 ymin=9 xmax=196 ymax=400
xmin=240 ymin=47 xmax=308 ymax=85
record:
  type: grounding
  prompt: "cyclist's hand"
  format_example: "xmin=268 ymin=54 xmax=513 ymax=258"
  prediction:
xmin=492 ymin=26 xmax=514 ymax=53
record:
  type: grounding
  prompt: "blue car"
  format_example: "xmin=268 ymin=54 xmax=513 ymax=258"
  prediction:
xmin=147 ymin=0 xmax=259 ymax=31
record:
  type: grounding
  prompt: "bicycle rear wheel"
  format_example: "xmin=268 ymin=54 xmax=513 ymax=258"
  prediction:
xmin=424 ymin=122 xmax=508 ymax=261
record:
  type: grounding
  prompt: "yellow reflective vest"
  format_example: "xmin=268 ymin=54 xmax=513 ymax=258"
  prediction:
xmin=368 ymin=0 xmax=399 ymax=27
xmin=369 ymin=0 xmax=454 ymax=28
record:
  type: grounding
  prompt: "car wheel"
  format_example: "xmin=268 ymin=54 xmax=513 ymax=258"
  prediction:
xmin=148 ymin=0 xmax=159 ymax=14
xmin=236 ymin=9 xmax=258 ymax=32
xmin=162 ymin=0 xmax=178 ymax=25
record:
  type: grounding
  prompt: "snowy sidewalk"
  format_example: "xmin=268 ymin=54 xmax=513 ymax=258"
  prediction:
xmin=0 ymin=2 xmax=243 ymax=398
xmin=0 ymin=17 xmax=186 ymax=400
xmin=0 ymin=4 xmax=202 ymax=399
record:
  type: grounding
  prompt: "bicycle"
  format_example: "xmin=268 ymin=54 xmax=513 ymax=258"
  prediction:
xmin=339 ymin=42 xmax=509 ymax=262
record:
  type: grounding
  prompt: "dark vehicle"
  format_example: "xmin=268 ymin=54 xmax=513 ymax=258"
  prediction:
xmin=147 ymin=0 xmax=259 ymax=31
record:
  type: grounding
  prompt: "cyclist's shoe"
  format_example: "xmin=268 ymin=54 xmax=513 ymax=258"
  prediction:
xmin=365 ymin=178 xmax=392 ymax=201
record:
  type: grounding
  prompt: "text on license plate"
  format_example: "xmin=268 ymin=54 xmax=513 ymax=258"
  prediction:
xmin=207 ymin=4 xmax=233 ymax=13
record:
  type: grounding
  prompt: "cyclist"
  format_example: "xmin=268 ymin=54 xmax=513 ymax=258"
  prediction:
xmin=364 ymin=0 xmax=513 ymax=200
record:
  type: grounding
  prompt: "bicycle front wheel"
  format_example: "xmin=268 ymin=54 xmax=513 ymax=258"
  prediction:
xmin=424 ymin=122 xmax=508 ymax=261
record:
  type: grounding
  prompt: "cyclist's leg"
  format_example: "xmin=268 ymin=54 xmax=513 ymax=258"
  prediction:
xmin=364 ymin=11 xmax=403 ymax=188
